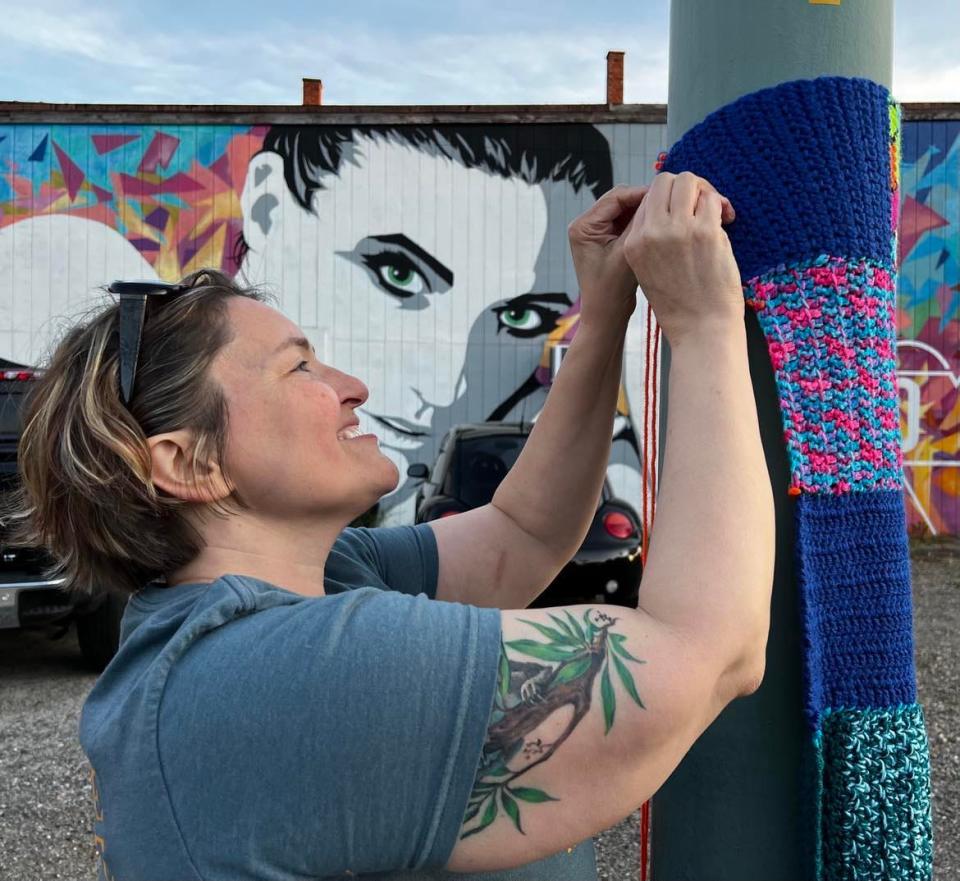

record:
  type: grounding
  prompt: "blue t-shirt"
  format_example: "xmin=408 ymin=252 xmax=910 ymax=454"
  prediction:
xmin=80 ymin=524 xmax=598 ymax=880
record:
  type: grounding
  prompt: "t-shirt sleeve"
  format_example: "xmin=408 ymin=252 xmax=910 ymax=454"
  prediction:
xmin=157 ymin=585 xmax=501 ymax=878
xmin=335 ymin=523 xmax=440 ymax=599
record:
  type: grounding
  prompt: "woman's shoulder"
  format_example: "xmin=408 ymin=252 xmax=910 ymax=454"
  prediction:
xmin=328 ymin=522 xmax=439 ymax=598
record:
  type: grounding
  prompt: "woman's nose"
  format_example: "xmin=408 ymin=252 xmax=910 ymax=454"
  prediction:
xmin=338 ymin=371 xmax=368 ymax=408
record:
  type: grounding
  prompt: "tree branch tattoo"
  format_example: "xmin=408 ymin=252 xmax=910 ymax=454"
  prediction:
xmin=460 ymin=609 xmax=646 ymax=838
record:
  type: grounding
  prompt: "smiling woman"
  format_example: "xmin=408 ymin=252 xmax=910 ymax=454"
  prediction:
xmin=0 ymin=168 xmax=774 ymax=881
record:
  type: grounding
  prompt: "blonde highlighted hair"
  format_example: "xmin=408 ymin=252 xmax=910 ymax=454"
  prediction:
xmin=1 ymin=269 xmax=263 ymax=596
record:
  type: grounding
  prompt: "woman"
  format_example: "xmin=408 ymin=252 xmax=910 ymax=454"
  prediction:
xmin=8 ymin=173 xmax=773 ymax=880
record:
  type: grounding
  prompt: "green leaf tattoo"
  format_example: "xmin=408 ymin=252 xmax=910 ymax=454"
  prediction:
xmin=460 ymin=608 xmax=647 ymax=839
xmin=498 ymin=641 xmax=511 ymax=703
xmin=500 ymin=789 xmax=524 ymax=833
xmin=564 ymin=610 xmax=587 ymax=642
xmin=510 ymin=786 xmax=560 ymax=804
xmin=504 ymin=639 xmax=579 ymax=662
xmin=518 ymin=619 xmax=580 ymax=647
xmin=553 ymin=654 xmax=592 ymax=683
xmin=610 ymin=632 xmax=646 ymax=663
xmin=601 ymin=664 xmax=616 ymax=734
xmin=548 ymin=613 xmax=578 ymax=641
xmin=611 ymin=651 xmax=645 ymax=709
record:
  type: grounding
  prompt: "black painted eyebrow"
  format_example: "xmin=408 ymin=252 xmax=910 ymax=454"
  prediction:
xmin=370 ymin=234 xmax=454 ymax=286
xmin=498 ymin=292 xmax=572 ymax=307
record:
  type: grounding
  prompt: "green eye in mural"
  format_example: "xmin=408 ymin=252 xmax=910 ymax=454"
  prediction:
xmin=500 ymin=308 xmax=541 ymax=331
xmin=363 ymin=251 xmax=429 ymax=298
xmin=492 ymin=293 xmax=571 ymax=340
xmin=341 ymin=234 xmax=453 ymax=309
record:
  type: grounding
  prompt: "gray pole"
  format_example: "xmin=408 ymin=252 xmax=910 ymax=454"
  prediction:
xmin=651 ymin=2 xmax=894 ymax=880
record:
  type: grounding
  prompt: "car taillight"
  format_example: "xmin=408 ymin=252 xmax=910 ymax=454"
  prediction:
xmin=603 ymin=511 xmax=635 ymax=539
xmin=1 ymin=370 xmax=38 ymax=380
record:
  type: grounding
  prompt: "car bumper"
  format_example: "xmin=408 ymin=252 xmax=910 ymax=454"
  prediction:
xmin=0 ymin=578 xmax=72 ymax=629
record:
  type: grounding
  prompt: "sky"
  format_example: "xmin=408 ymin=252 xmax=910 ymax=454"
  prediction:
xmin=0 ymin=0 xmax=956 ymax=106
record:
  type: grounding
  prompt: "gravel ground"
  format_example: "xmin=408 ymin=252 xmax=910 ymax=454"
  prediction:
xmin=0 ymin=539 xmax=956 ymax=881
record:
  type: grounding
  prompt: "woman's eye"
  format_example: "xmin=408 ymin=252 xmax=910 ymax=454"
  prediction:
xmin=294 ymin=361 xmax=310 ymax=372
xmin=363 ymin=252 xmax=428 ymax=298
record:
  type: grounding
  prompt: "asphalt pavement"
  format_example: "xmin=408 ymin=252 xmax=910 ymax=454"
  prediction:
xmin=1 ymin=539 xmax=956 ymax=880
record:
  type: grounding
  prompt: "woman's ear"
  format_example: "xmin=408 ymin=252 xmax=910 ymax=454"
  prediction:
xmin=146 ymin=430 xmax=233 ymax=504
xmin=239 ymin=150 xmax=290 ymax=280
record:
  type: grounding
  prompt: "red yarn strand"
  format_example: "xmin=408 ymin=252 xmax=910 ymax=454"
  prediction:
xmin=638 ymin=302 xmax=661 ymax=880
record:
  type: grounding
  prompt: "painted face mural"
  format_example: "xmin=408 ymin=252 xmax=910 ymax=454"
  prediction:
xmin=235 ymin=124 xmax=641 ymax=521
xmin=0 ymin=122 xmax=643 ymax=525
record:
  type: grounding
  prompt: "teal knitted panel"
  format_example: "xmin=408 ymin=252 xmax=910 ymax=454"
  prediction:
xmin=818 ymin=704 xmax=933 ymax=881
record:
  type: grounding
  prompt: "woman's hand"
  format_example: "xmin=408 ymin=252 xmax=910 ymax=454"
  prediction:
xmin=622 ymin=172 xmax=741 ymax=346
xmin=567 ymin=185 xmax=649 ymax=332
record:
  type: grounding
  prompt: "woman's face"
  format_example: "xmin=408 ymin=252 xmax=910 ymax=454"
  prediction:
xmin=209 ymin=297 xmax=399 ymax=521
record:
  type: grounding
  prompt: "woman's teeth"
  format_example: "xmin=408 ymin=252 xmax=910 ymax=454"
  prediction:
xmin=337 ymin=425 xmax=364 ymax=441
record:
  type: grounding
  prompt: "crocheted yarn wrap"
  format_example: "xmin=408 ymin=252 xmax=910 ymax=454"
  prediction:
xmin=663 ymin=77 xmax=932 ymax=880
xmin=817 ymin=705 xmax=933 ymax=881
xmin=745 ymin=256 xmax=902 ymax=495
xmin=663 ymin=77 xmax=894 ymax=279
xmin=795 ymin=490 xmax=916 ymax=725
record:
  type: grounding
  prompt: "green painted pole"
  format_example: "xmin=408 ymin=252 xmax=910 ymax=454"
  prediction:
xmin=651 ymin=2 xmax=893 ymax=880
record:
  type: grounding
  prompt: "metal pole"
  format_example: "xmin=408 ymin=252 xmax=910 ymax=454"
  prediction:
xmin=651 ymin=2 xmax=894 ymax=880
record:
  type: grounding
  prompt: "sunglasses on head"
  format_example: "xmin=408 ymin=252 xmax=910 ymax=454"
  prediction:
xmin=107 ymin=280 xmax=191 ymax=405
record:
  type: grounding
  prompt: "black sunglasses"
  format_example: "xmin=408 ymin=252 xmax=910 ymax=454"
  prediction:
xmin=107 ymin=280 xmax=190 ymax=404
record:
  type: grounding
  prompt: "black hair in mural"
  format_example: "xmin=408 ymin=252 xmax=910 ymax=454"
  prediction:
xmin=262 ymin=123 xmax=615 ymax=209
xmin=234 ymin=123 xmax=614 ymax=269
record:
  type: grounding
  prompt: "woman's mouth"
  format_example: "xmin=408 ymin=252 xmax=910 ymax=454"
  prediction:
xmin=337 ymin=425 xmax=376 ymax=442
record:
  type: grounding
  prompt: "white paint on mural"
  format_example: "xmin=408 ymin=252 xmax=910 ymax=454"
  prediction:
xmin=0 ymin=214 xmax=159 ymax=365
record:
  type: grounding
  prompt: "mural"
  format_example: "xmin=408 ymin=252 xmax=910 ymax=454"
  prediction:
xmin=1 ymin=116 xmax=956 ymax=531
xmin=0 ymin=122 xmax=651 ymax=525
xmin=897 ymin=120 xmax=960 ymax=534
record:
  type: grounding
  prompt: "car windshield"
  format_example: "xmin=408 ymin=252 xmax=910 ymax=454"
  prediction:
xmin=0 ymin=389 xmax=25 ymax=435
xmin=445 ymin=433 xmax=528 ymax=508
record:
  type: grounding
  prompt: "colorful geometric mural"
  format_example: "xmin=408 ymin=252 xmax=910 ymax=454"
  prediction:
xmin=898 ymin=120 xmax=960 ymax=534
xmin=0 ymin=126 xmax=260 ymax=277
xmin=1 ymin=116 xmax=957 ymax=531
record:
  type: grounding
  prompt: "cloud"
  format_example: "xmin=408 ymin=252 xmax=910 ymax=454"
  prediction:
xmin=0 ymin=1 xmax=952 ymax=106
xmin=0 ymin=2 xmax=666 ymax=105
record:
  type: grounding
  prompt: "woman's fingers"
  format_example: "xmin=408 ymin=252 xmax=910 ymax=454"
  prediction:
xmin=671 ymin=172 xmax=736 ymax=225
xmin=695 ymin=189 xmax=724 ymax=227
xmin=592 ymin=185 xmax=648 ymax=222
xmin=571 ymin=185 xmax=649 ymax=240
xmin=669 ymin=173 xmax=703 ymax=217
xmin=644 ymin=173 xmax=675 ymax=218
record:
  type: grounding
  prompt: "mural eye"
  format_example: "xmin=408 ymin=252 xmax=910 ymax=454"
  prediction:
xmin=362 ymin=251 xmax=429 ymax=298
xmin=493 ymin=299 xmax=565 ymax=339
xmin=500 ymin=307 xmax=542 ymax=332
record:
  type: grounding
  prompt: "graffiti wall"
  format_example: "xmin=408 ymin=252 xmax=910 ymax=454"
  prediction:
xmin=898 ymin=119 xmax=960 ymax=535
xmin=0 ymin=116 xmax=956 ymax=531
xmin=0 ymin=120 xmax=663 ymax=525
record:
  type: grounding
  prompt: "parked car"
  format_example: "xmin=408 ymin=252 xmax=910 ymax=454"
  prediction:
xmin=407 ymin=422 xmax=643 ymax=607
xmin=0 ymin=360 xmax=127 ymax=671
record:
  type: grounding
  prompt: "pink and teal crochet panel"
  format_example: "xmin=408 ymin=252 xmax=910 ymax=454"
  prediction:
xmin=664 ymin=78 xmax=933 ymax=880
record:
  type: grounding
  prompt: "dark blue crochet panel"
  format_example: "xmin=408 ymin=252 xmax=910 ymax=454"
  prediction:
xmin=795 ymin=490 xmax=916 ymax=724
xmin=662 ymin=77 xmax=892 ymax=280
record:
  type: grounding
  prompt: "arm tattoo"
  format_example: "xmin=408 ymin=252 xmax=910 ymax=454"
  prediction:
xmin=460 ymin=609 xmax=646 ymax=838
